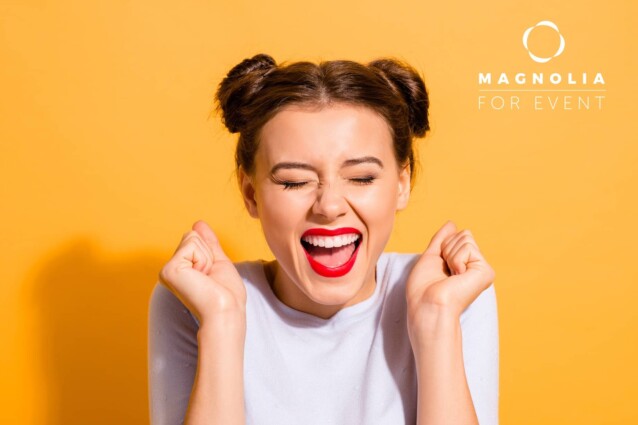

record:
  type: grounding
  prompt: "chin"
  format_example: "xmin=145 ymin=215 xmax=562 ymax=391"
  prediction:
xmin=271 ymin=232 xmax=378 ymax=314
xmin=294 ymin=255 xmax=376 ymax=310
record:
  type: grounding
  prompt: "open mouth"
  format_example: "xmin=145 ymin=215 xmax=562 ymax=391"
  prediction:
xmin=300 ymin=228 xmax=362 ymax=278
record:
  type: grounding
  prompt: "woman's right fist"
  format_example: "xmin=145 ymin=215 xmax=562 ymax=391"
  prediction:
xmin=159 ymin=220 xmax=247 ymax=325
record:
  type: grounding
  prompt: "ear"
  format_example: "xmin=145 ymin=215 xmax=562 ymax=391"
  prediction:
xmin=238 ymin=167 xmax=259 ymax=218
xmin=396 ymin=162 xmax=411 ymax=211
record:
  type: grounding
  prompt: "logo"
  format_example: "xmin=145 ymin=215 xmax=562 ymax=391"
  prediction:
xmin=476 ymin=21 xmax=606 ymax=112
xmin=522 ymin=20 xmax=565 ymax=63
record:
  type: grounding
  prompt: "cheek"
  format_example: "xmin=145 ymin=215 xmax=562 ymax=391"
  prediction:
xmin=348 ymin=181 xmax=399 ymax=220
xmin=256 ymin=189 xmax=312 ymax=242
xmin=347 ymin=183 xmax=399 ymax=255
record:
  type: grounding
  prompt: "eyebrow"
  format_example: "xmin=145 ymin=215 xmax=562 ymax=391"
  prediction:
xmin=342 ymin=156 xmax=384 ymax=168
xmin=270 ymin=156 xmax=384 ymax=174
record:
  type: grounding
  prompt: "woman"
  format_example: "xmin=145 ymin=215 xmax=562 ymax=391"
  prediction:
xmin=148 ymin=53 xmax=498 ymax=425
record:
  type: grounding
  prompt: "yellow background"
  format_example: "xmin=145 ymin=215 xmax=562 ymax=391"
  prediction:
xmin=1 ymin=0 xmax=636 ymax=424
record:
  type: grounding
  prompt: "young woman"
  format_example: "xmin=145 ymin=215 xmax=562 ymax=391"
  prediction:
xmin=148 ymin=53 xmax=499 ymax=425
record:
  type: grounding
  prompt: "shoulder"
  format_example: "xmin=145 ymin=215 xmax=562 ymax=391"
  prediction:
xmin=461 ymin=283 xmax=498 ymax=325
xmin=233 ymin=259 xmax=267 ymax=282
xmin=232 ymin=259 xmax=275 ymax=305
xmin=149 ymin=282 xmax=200 ymax=329
xmin=378 ymin=252 xmax=498 ymax=321
xmin=378 ymin=252 xmax=421 ymax=285
xmin=460 ymin=283 xmax=499 ymax=424
xmin=233 ymin=260 xmax=271 ymax=295
xmin=148 ymin=260 xmax=269 ymax=328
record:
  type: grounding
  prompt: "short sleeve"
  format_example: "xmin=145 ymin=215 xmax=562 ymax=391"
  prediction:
xmin=148 ymin=282 xmax=200 ymax=425
xmin=460 ymin=283 xmax=499 ymax=425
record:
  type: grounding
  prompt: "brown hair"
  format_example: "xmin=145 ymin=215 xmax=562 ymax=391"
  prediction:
xmin=214 ymin=53 xmax=429 ymax=184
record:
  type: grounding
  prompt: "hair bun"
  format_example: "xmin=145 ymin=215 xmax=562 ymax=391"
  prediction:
xmin=368 ymin=58 xmax=429 ymax=137
xmin=215 ymin=54 xmax=277 ymax=133
xmin=226 ymin=53 xmax=277 ymax=80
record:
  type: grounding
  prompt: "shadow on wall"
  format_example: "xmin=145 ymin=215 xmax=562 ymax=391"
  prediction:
xmin=29 ymin=238 xmax=166 ymax=425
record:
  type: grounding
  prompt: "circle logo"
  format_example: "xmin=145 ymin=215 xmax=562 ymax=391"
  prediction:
xmin=522 ymin=20 xmax=565 ymax=63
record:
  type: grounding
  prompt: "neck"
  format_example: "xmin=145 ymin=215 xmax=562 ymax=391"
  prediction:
xmin=263 ymin=260 xmax=377 ymax=320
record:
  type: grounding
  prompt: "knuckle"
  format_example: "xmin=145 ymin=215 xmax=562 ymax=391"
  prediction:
xmin=481 ymin=265 xmax=496 ymax=286
xmin=461 ymin=240 xmax=478 ymax=253
xmin=158 ymin=265 xmax=172 ymax=284
xmin=159 ymin=258 xmax=182 ymax=281
xmin=182 ymin=230 xmax=198 ymax=241
xmin=182 ymin=236 xmax=202 ymax=252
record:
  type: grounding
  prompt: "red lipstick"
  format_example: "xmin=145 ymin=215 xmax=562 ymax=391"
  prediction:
xmin=301 ymin=227 xmax=361 ymax=237
xmin=301 ymin=227 xmax=362 ymax=278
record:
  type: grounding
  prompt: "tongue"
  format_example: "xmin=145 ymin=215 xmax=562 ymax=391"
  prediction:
xmin=307 ymin=243 xmax=356 ymax=268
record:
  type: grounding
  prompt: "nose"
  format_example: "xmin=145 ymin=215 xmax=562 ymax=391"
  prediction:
xmin=311 ymin=182 xmax=348 ymax=221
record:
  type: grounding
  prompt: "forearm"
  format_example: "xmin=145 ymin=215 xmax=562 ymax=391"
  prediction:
xmin=184 ymin=315 xmax=246 ymax=425
xmin=409 ymin=305 xmax=479 ymax=425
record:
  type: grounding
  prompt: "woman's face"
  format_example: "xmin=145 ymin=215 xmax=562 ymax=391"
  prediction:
xmin=239 ymin=103 xmax=411 ymax=319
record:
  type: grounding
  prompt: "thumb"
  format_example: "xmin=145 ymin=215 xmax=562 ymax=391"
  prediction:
xmin=423 ymin=220 xmax=458 ymax=256
xmin=192 ymin=220 xmax=230 ymax=262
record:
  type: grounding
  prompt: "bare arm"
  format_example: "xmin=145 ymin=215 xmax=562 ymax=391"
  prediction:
xmin=184 ymin=316 xmax=246 ymax=425
xmin=406 ymin=221 xmax=497 ymax=425
xmin=153 ymin=220 xmax=247 ymax=425
xmin=410 ymin=306 xmax=478 ymax=425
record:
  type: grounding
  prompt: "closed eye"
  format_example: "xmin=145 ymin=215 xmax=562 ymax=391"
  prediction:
xmin=270 ymin=174 xmax=313 ymax=191
xmin=350 ymin=176 xmax=376 ymax=185
xmin=281 ymin=181 xmax=308 ymax=190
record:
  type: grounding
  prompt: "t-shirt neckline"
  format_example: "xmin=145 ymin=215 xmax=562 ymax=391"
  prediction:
xmin=254 ymin=253 xmax=389 ymax=326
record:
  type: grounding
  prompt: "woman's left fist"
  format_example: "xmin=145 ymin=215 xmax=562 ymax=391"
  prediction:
xmin=405 ymin=220 xmax=495 ymax=320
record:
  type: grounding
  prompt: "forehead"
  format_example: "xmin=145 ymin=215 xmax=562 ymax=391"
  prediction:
xmin=256 ymin=103 xmax=394 ymax=167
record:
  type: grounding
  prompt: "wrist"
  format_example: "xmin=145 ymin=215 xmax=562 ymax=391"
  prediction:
xmin=198 ymin=312 xmax=246 ymax=342
xmin=407 ymin=303 xmax=462 ymax=347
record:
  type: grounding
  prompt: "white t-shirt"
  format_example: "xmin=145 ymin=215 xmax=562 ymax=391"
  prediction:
xmin=148 ymin=252 xmax=499 ymax=425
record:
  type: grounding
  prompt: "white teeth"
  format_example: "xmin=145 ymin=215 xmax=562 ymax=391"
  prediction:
xmin=302 ymin=233 xmax=360 ymax=248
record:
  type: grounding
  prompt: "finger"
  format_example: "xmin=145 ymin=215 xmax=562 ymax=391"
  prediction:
xmin=177 ymin=231 xmax=213 ymax=269
xmin=441 ymin=231 xmax=464 ymax=260
xmin=449 ymin=239 xmax=482 ymax=264
xmin=447 ymin=242 xmax=482 ymax=275
xmin=442 ymin=230 xmax=478 ymax=262
xmin=160 ymin=242 xmax=205 ymax=291
xmin=188 ymin=235 xmax=214 ymax=274
xmin=423 ymin=220 xmax=458 ymax=256
xmin=192 ymin=220 xmax=230 ymax=262
xmin=172 ymin=230 xmax=195 ymax=256
xmin=447 ymin=266 xmax=494 ymax=310
xmin=174 ymin=235 xmax=210 ymax=273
